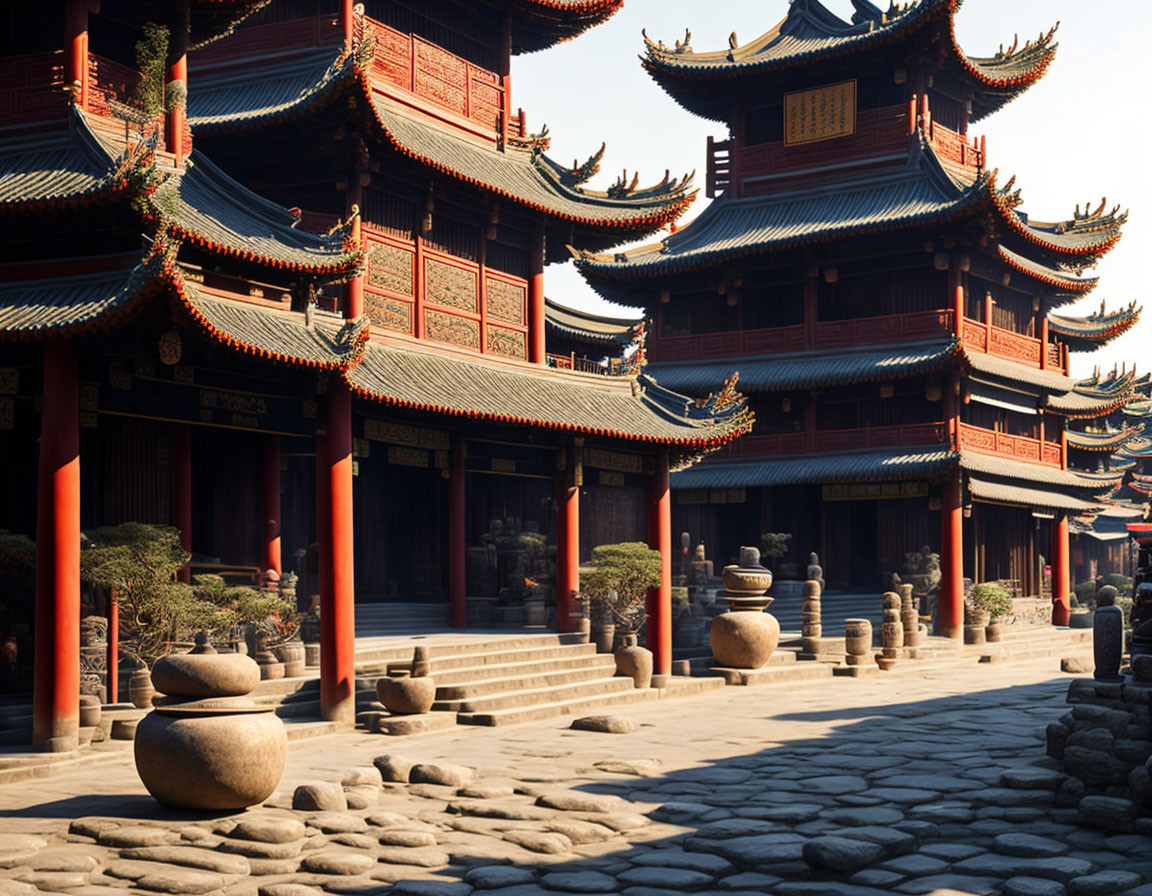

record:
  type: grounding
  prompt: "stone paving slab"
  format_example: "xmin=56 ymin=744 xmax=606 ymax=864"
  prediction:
xmin=0 ymin=655 xmax=1143 ymax=896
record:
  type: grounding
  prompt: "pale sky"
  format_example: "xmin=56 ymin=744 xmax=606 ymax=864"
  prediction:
xmin=513 ymin=0 xmax=1151 ymax=380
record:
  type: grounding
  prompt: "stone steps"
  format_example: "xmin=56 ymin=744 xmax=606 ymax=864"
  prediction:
xmin=434 ymin=658 xmax=619 ymax=700
xmin=434 ymin=675 xmax=638 ymax=714
xmin=456 ymin=683 xmax=662 ymax=727
xmin=354 ymin=632 xmax=587 ymax=665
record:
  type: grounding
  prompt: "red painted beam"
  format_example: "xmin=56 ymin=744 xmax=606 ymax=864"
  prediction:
xmin=937 ymin=475 xmax=964 ymax=639
xmin=33 ymin=343 xmax=80 ymax=752
xmin=1052 ymin=513 xmax=1071 ymax=626
xmin=261 ymin=434 xmax=282 ymax=576
xmin=646 ymin=449 xmax=672 ymax=678
xmin=448 ymin=438 xmax=466 ymax=628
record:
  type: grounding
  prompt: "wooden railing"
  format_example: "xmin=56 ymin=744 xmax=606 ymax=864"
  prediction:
xmin=962 ymin=317 xmax=1067 ymax=373
xmin=364 ymin=17 xmax=518 ymax=142
xmin=927 ymin=118 xmax=984 ymax=173
xmin=706 ymin=135 xmax=733 ymax=198
xmin=814 ymin=309 xmax=952 ymax=348
xmin=650 ymin=325 xmax=804 ymax=362
xmin=958 ymin=422 xmax=1063 ymax=468
xmin=0 ymin=50 xmax=66 ymax=124
xmin=652 ymin=310 xmax=952 ymax=362
xmin=724 ymin=422 xmax=949 ymax=458
xmin=547 ymin=354 xmax=634 ymax=377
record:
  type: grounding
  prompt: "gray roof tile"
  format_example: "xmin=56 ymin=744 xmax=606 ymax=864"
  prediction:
xmin=671 ymin=447 xmax=957 ymax=489
xmin=347 ymin=340 xmax=750 ymax=446
xmin=968 ymin=476 xmax=1100 ymax=512
xmin=650 ymin=338 xmax=957 ymax=393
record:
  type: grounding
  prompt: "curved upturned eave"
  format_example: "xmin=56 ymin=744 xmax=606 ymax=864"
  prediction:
xmin=639 ymin=0 xmax=1053 ymax=124
xmin=996 ymin=245 xmax=1096 ymax=297
xmin=575 ymin=142 xmax=993 ymax=287
xmin=992 ymin=191 xmax=1125 ymax=267
xmin=510 ymin=0 xmax=623 ymax=54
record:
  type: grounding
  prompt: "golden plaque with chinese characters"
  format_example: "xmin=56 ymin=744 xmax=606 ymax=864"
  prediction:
xmin=784 ymin=80 xmax=856 ymax=146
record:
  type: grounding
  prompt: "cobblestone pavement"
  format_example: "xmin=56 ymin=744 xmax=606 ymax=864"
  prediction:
xmin=2 ymin=657 xmax=1149 ymax=896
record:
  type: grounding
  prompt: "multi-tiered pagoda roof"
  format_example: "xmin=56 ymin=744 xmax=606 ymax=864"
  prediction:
xmin=640 ymin=0 xmax=1056 ymax=122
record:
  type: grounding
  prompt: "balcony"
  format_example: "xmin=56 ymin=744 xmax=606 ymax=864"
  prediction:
xmin=962 ymin=317 xmax=1066 ymax=372
xmin=722 ymin=422 xmax=949 ymax=459
xmin=814 ymin=310 xmax=953 ymax=348
xmin=958 ymin=422 xmax=1062 ymax=469
xmin=709 ymin=102 xmax=984 ymax=198
xmin=362 ymin=17 xmax=524 ymax=144
xmin=650 ymin=310 xmax=952 ymax=362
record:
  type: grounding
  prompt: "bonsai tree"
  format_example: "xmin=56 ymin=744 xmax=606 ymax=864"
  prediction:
xmin=968 ymin=582 xmax=1013 ymax=624
xmin=760 ymin=533 xmax=791 ymax=564
xmin=80 ymin=522 xmax=215 ymax=666
xmin=191 ymin=574 xmax=297 ymax=643
xmin=580 ymin=542 xmax=662 ymax=635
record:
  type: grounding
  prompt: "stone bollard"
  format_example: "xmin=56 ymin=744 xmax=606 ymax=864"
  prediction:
xmin=800 ymin=579 xmax=822 ymax=658
xmin=1094 ymin=604 xmax=1124 ymax=682
xmin=899 ymin=584 xmax=920 ymax=648
xmin=844 ymin=619 xmax=873 ymax=666
xmin=881 ymin=592 xmax=903 ymax=660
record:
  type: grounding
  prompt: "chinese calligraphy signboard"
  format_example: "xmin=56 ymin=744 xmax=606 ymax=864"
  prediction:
xmin=784 ymin=80 xmax=856 ymax=146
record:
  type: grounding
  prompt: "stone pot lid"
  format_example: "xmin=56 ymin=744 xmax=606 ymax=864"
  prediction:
xmin=151 ymin=695 xmax=274 ymax=716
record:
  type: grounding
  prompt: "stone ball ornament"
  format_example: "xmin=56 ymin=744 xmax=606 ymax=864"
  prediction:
xmin=134 ymin=639 xmax=287 ymax=810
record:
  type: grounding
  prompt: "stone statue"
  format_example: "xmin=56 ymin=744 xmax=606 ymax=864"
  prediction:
xmin=806 ymin=553 xmax=825 ymax=593
xmin=881 ymin=592 xmax=903 ymax=661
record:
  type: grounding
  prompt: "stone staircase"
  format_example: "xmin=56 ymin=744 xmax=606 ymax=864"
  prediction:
xmin=246 ymin=631 xmax=723 ymax=729
xmin=354 ymin=602 xmax=452 ymax=637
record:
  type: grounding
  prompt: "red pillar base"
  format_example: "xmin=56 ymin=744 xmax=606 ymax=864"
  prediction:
xmin=261 ymin=434 xmax=282 ymax=576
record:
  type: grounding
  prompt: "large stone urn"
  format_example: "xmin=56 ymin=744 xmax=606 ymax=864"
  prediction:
xmin=135 ymin=637 xmax=287 ymax=810
xmin=377 ymin=647 xmax=436 ymax=715
xmin=710 ymin=547 xmax=780 ymax=669
xmin=128 ymin=667 xmax=155 ymax=709
xmin=615 ymin=634 xmax=653 ymax=689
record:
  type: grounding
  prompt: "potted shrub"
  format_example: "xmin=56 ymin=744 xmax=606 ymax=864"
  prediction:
xmin=580 ymin=543 xmax=662 ymax=687
xmin=968 ymin=582 xmax=1013 ymax=643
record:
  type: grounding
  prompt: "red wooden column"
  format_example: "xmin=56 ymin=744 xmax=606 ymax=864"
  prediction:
xmin=33 ymin=343 xmax=80 ymax=752
xmin=106 ymin=594 xmax=118 ymax=705
xmin=555 ymin=442 xmax=580 ymax=633
xmin=172 ymin=424 xmax=192 ymax=583
xmin=646 ymin=449 xmax=672 ymax=680
xmin=261 ymin=435 xmax=282 ymax=576
xmin=950 ymin=267 xmax=964 ymax=336
xmin=1052 ymin=513 xmax=1071 ymax=626
xmin=166 ymin=1 xmax=189 ymax=165
xmin=528 ymin=229 xmax=545 ymax=363
xmin=319 ymin=384 xmax=356 ymax=724
xmin=938 ymin=475 xmax=964 ymax=639
xmin=341 ymin=0 xmax=355 ymax=47
xmin=65 ymin=0 xmax=88 ymax=108
xmin=448 ymin=437 xmax=466 ymax=628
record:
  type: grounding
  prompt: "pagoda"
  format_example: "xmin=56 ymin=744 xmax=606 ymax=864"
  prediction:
xmin=0 ymin=0 xmax=751 ymax=751
xmin=576 ymin=0 xmax=1138 ymax=635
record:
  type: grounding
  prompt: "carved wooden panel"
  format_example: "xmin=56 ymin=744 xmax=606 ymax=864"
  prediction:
xmin=486 ymin=325 xmax=526 ymax=358
xmin=426 ymin=309 xmax=479 ymax=349
xmin=414 ymin=38 xmax=468 ymax=116
xmin=743 ymin=326 xmax=805 ymax=353
xmin=425 ymin=257 xmax=477 ymax=313
xmin=364 ymin=420 xmax=450 ymax=450
xmin=367 ymin=241 xmax=414 ymax=296
xmin=372 ymin=24 xmax=413 ymax=91
xmin=365 ymin=293 xmax=412 ymax=334
xmin=485 ymin=276 xmax=525 ymax=324
xmin=989 ymin=326 xmax=1041 ymax=364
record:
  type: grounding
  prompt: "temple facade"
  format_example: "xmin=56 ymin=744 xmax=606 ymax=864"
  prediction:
xmin=576 ymin=0 xmax=1138 ymax=633
xmin=0 ymin=0 xmax=751 ymax=750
